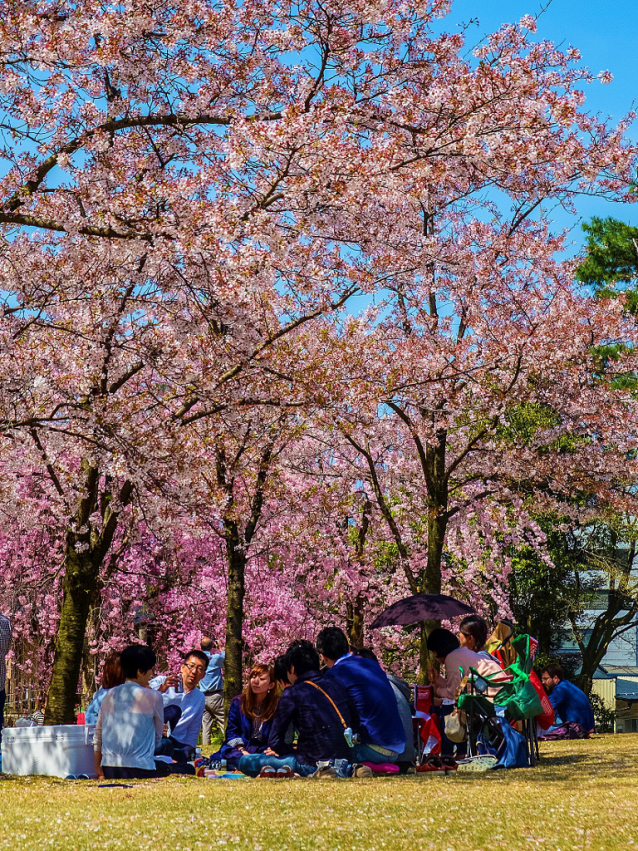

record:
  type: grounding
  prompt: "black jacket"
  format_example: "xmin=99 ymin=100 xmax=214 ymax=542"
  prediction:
xmin=268 ymin=670 xmax=352 ymax=766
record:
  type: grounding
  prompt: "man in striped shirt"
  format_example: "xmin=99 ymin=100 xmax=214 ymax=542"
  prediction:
xmin=0 ymin=613 xmax=11 ymax=744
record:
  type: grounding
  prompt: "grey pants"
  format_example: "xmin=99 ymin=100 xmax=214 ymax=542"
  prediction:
xmin=202 ymin=691 xmax=225 ymax=744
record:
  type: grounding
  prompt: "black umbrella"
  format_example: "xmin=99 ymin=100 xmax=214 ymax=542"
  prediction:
xmin=369 ymin=593 xmax=475 ymax=629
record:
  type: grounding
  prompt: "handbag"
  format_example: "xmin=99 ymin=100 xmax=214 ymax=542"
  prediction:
xmin=444 ymin=708 xmax=467 ymax=743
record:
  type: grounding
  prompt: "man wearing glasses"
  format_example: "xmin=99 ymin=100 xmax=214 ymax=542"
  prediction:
xmin=151 ymin=650 xmax=208 ymax=760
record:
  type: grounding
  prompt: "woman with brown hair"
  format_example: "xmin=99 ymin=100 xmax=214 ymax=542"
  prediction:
xmin=214 ymin=663 xmax=279 ymax=768
xmin=85 ymin=651 xmax=126 ymax=725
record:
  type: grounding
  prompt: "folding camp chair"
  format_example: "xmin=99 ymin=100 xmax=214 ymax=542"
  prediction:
xmin=411 ymin=685 xmax=436 ymax=764
xmin=458 ymin=673 xmax=502 ymax=758
xmin=480 ymin=634 xmax=544 ymax=767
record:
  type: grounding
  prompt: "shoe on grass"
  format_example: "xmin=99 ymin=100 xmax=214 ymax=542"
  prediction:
xmin=351 ymin=764 xmax=373 ymax=778
xmin=312 ymin=766 xmax=338 ymax=779
xmin=259 ymin=765 xmax=277 ymax=778
xmin=276 ymin=766 xmax=295 ymax=778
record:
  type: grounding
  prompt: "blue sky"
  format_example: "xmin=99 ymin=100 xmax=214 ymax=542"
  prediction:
xmin=440 ymin=0 xmax=638 ymax=235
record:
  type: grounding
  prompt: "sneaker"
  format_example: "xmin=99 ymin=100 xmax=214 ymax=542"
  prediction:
xmin=351 ymin=764 xmax=373 ymax=778
xmin=258 ymin=765 xmax=277 ymax=778
xmin=275 ymin=766 xmax=295 ymax=779
xmin=312 ymin=766 xmax=338 ymax=779
xmin=331 ymin=758 xmax=349 ymax=778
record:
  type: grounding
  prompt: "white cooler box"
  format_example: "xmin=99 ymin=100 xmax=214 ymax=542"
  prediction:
xmin=2 ymin=724 xmax=97 ymax=777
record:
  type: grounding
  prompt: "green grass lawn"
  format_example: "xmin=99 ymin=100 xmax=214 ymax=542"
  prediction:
xmin=1 ymin=734 xmax=636 ymax=851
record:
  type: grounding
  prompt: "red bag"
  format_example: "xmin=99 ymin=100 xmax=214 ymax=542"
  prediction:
xmin=414 ymin=685 xmax=433 ymax=714
xmin=529 ymin=671 xmax=554 ymax=729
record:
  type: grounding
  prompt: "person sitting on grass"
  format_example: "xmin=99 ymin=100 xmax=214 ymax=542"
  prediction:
xmin=150 ymin=650 xmax=208 ymax=762
xmin=85 ymin=651 xmax=125 ymax=725
xmin=239 ymin=640 xmax=353 ymax=778
xmin=356 ymin=647 xmax=415 ymax=772
xmin=274 ymin=654 xmax=291 ymax=691
xmin=94 ymin=644 xmax=165 ymax=780
xmin=212 ymin=663 xmax=279 ymax=769
xmin=318 ymin=627 xmax=405 ymax=766
xmin=540 ymin=663 xmax=595 ymax=736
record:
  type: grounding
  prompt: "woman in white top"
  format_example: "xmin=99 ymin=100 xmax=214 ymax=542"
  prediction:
xmin=94 ymin=644 xmax=164 ymax=780
xmin=457 ymin=615 xmax=512 ymax=696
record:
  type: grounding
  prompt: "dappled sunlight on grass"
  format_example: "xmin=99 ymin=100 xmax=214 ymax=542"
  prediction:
xmin=1 ymin=734 xmax=637 ymax=850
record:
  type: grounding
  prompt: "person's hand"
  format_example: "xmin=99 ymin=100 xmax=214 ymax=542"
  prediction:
xmin=239 ymin=747 xmax=249 ymax=756
xmin=96 ymin=768 xmax=105 ymax=780
xmin=159 ymin=674 xmax=179 ymax=693
xmin=264 ymin=747 xmax=278 ymax=756
xmin=433 ymin=696 xmax=443 ymax=708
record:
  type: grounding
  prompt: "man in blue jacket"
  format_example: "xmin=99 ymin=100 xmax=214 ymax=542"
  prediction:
xmin=317 ymin=627 xmax=406 ymax=765
xmin=541 ymin=663 xmax=595 ymax=733
xmin=238 ymin=640 xmax=352 ymax=777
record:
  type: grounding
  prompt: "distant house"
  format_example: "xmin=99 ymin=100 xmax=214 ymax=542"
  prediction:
xmin=592 ymin=666 xmax=638 ymax=733
xmin=559 ymin=588 xmax=638 ymax=732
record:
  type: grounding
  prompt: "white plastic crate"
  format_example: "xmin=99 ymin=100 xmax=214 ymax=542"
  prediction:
xmin=2 ymin=724 xmax=96 ymax=777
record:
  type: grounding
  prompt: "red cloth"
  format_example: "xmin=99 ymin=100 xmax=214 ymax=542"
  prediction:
xmin=416 ymin=710 xmax=442 ymax=754
xmin=529 ymin=671 xmax=555 ymax=729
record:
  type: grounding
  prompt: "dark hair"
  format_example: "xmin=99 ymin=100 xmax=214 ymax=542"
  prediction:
xmin=316 ymin=627 xmax=349 ymax=661
xmin=459 ymin=615 xmax=489 ymax=651
xmin=120 ymin=644 xmax=156 ymax=679
xmin=427 ymin=628 xmax=460 ymax=658
xmin=101 ymin=651 xmax=125 ymax=689
xmin=355 ymin=647 xmax=378 ymax=662
xmin=201 ymin=637 xmax=213 ymax=652
xmin=285 ymin=640 xmax=320 ymax=677
xmin=184 ymin=649 xmax=209 ymax=667
xmin=241 ymin=663 xmax=279 ymax=722
xmin=273 ymin=655 xmax=289 ymax=685
xmin=541 ymin=663 xmax=564 ymax=681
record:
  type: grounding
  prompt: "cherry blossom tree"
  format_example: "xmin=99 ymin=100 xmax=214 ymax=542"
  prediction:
xmin=0 ymin=0 xmax=636 ymax=711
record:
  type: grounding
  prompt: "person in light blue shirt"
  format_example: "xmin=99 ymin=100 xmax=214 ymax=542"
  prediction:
xmin=85 ymin=651 xmax=125 ymax=725
xmin=150 ymin=649 xmax=207 ymax=759
xmin=199 ymin=638 xmax=225 ymax=745
xmin=94 ymin=644 xmax=164 ymax=780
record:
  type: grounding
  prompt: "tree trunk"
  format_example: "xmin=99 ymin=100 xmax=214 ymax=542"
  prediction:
xmin=223 ymin=521 xmax=246 ymax=716
xmin=46 ymin=545 xmax=98 ymax=724
xmin=45 ymin=469 xmax=132 ymax=724
xmin=346 ymin=593 xmax=365 ymax=649
xmin=81 ymin=596 xmax=100 ymax=704
xmin=418 ymin=431 xmax=448 ymax=681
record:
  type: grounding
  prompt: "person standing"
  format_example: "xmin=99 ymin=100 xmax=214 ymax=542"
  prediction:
xmin=0 ymin=612 xmax=11 ymax=744
xmin=199 ymin=638 xmax=225 ymax=745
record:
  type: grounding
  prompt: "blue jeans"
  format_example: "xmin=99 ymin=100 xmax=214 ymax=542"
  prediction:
xmin=238 ymin=753 xmax=317 ymax=777
xmin=350 ymin=743 xmax=398 ymax=765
